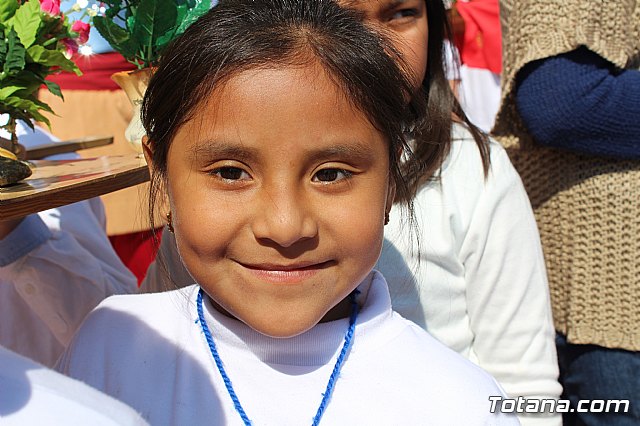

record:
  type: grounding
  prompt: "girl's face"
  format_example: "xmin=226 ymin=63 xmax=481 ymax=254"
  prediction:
xmin=341 ymin=0 xmax=429 ymax=87
xmin=163 ymin=62 xmax=394 ymax=338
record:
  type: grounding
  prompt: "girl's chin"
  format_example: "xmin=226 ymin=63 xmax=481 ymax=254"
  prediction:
xmin=245 ymin=317 xmax=321 ymax=339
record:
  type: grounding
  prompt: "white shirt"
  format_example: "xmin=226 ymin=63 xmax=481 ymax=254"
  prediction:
xmin=377 ymin=125 xmax=561 ymax=425
xmin=0 ymin=345 xmax=148 ymax=425
xmin=59 ymin=272 xmax=518 ymax=425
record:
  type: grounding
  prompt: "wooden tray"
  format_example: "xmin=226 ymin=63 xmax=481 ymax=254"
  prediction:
xmin=0 ymin=154 xmax=149 ymax=220
xmin=25 ymin=136 xmax=114 ymax=160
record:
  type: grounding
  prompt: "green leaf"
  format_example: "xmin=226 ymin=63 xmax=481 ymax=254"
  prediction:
xmin=41 ymin=79 xmax=63 ymax=98
xmin=3 ymin=95 xmax=40 ymax=113
xmin=126 ymin=15 xmax=136 ymax=33
xmin=31 ymin=96 xmax=54 ymax=114
xmin=0 ymin=85 xmax=28 ymax=100
xmin=133 ymin=0 xmax=177 ymax=62
xmin=0 ymin=0 xmax=19 ymax=23
xmin=0 ymin=71 xmax=40 ymax=95
xmin=10 ymin=69 xmax=49 ymax=89
xmin=13 ymin=0 xmax=42 ymax=48
xmin=26 ymin=45 xmax=80 ymax=74
xmin=4 ymin=29 xmax=26 ymax=76
xmin=103 ymin=0 xmax=130 ymax=6
xmin=94 ymin=16 xmax=139 ymax=60
xmin=28 ymin=109 xmax=50 ymax=127
xmin=105 ymin=6 xmax=122 ymax=19
xmin=175 ymin=0 xmax=210 ymax=35
xmin=0 ymin=35 xmax=7 ymax=65
xmin=155 ymin=32 xmax=175 ymax=52
xmin=94 ymin=16 xmax=130 ymax=46
xmin=175 ymin=3 xmax=188 ymax=23
xmin=5 ymin=93 xmax=53 ymax=115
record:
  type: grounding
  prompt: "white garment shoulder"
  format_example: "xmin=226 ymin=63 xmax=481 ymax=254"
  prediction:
xmin=0 ymin=345 xmax=148 ymax=426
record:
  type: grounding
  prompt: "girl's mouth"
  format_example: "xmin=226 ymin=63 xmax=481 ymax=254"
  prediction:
xmin=237 ymin=260 xmax=334 ymax=284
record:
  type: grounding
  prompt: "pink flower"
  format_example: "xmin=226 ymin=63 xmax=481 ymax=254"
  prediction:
xmin=71 ymin=21 xmax=91 ymax=45
xmin=62 ymin=38 xmax=79 ymax=58
xmin=39 ymin=0 xmax=61 ymax=15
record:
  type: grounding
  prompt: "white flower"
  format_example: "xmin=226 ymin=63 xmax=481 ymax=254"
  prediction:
xmin=77 ymin=0 xmax=89 ymax=7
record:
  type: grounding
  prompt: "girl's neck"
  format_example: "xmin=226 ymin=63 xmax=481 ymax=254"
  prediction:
xmin=319 ymin=296 xmax=352 ymax=322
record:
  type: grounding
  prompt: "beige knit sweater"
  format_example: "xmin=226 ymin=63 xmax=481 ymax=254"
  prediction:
xmin=493 ymin=0 xmax=640 ymax=351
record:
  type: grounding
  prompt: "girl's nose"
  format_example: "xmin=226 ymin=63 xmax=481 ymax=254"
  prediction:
xmin=251 ymin=185 xmax=318 ymax=248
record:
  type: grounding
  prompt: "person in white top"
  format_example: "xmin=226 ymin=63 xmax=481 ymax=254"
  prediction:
xmin=60 ymin=1 xmax=517 ymax=424
xmin=1 ymin=345 xmax=148 ymax=425
xmin=0 ymin=120 xmax=138 ymax=367
xmin=142 ymin=1 xmax=560 ymax=424
xmin=353 ymin=3 xmax=559 ymax=424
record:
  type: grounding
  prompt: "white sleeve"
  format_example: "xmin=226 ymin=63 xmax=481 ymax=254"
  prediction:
xmin=460 ymin=146 xmax=561 ymax=426
xmin=1 ymin=200 xmax=137 ymax=353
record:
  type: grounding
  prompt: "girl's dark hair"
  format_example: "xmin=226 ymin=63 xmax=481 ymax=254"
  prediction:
xmin=142 ymin=0 xmax=426 ymax=230
xmin=403 ymin=0 xmax=490 ymax=197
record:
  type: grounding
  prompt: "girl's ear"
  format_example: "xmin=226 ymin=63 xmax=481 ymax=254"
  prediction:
xmin=385 ymin=177 xmax=396 ymax=214
xmin=142 ymin=136 xmax=154 ymax=173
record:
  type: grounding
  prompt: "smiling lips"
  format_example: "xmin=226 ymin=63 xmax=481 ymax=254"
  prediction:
xmin=238 ymin=260 xmax=333 ymax=284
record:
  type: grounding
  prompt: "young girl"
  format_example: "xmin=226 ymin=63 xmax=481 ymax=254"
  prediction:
xmin=59 ymin=1 xmax=516 ymax=424
xmin=142 ymin=1 xmax=561 ymax=423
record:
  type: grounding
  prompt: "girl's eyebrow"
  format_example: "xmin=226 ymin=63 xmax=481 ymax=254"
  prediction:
xmin=345 ymin=0 xmax=410 ymax=8
xmin=189 ymin=142 xmax=258 ymax=161
xmin=188 ymin=141 xmax=375 ymax=163
xmin=305 ymin=142 xmax=375 ymax=164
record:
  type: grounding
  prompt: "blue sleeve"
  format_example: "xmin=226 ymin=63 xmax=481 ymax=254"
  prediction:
xmin=0 ymin=215 xmax=51 ymax=267
xmin=515 ymin=46 xmax=640 ymax=159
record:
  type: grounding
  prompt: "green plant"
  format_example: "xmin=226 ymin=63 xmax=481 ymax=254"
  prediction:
xmin=0 ymin=0 xmax=88 ymax=149
xmin=94 ymin=0 xmax=211 ymax=69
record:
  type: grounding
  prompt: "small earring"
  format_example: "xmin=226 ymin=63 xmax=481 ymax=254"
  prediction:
xmin=384 ymin=211 xmax=390 ymax=226
xmin=166 ymin=211 xmax=174 ymax=233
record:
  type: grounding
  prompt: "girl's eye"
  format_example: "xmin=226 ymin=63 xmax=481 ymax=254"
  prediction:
xmin=390 ymin=8 xmax=419 ymax=22
xmin=313 ymin=169 xmax=353 ymax=183
xmin=210 ymin=167 xmax=250 ymax=181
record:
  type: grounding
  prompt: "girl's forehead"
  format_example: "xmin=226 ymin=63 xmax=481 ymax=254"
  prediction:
xmin=184 ymin=64 xmax=379 ymax=138
xmin=206 ymin=61 xmax=340 ymax=103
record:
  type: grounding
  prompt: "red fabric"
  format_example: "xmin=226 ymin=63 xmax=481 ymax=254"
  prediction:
xmin=47 ymin=52 xmax=136 ymax=91
xmin=109 ymin=228 xmax=163 ymax=285
xmin=453 ymin=0 xmax=502 ymax=74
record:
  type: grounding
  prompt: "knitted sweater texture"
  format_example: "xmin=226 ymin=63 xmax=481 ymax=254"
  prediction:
xmin=493 ymin=0 xmax=640 ymax=350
